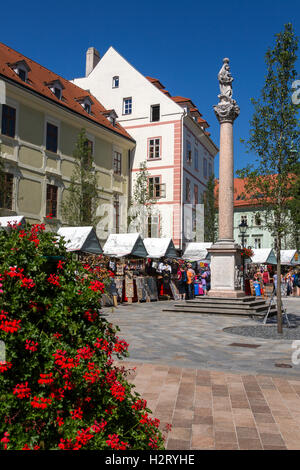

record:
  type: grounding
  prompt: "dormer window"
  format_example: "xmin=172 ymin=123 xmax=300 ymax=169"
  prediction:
xmin=76 ymin=96 xmax=93 ymax=115
xmin=9 ymin=60 xmax=31 ymax=82
xmin=45 ymin=79 xmax=64 ymax=100
xmin=101 ymin=109 xmax=118 ymax=127
xmin=112 ymin=76 xmax=119 ymax=88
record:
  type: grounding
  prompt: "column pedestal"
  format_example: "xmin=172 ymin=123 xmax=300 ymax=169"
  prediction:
xmin=208 ymin=240 xmax=244 ymax=298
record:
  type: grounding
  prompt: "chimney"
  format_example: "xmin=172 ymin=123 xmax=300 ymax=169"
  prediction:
xmin=85 ymin=47 xmax=100 ymax=77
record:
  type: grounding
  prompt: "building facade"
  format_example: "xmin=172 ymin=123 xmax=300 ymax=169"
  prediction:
xmin=0 ymin=42 xmax=135 ymax=243
xmin=72 ymin=47 xmax=218 ymax=249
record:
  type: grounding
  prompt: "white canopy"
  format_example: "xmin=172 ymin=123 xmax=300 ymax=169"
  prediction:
xmin=143 ymin=238 xmax=177 ymax=259
xmin=0 ymin=215 xmax=26 ymax=228
xmin=250 ymin=248 xmax=277 ymax=265
xmin=280 ymin=250 xmax=299 ymax=266
xmin=182 ymin=242 xmax=212 ymax=261
xmin=57 ymin=227 xmax=102 ymax=254
xmin=103 ymin=233 xmax=148 ymax=258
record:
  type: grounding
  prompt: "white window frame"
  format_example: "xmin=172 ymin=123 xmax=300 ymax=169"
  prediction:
xmin=112 ymin=76 xmax=119 ymax=88
xmin=123 ymin=97 xmax=132 ymax=115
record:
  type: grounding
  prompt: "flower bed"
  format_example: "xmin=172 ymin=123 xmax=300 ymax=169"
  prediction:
xmin=0 ymin=221 xmax=164 ymax=450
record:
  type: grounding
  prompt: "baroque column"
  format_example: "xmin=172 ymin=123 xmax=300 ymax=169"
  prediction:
xmin=208 ymin=58 xmax=244 ymax=298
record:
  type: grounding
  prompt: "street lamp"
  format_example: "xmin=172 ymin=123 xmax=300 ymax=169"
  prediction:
xmin=239 ymin=219 xmax=248 ymax=291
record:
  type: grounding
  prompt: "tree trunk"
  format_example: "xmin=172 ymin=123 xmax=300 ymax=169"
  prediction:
xmin=276 ymin=238 xmax=283 ymax=334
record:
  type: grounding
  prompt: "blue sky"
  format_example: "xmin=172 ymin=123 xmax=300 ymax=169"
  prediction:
xmin=2 ymin=0 xmax=299 ymax=176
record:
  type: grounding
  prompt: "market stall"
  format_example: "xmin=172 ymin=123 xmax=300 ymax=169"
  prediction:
xmin=182 ymin=242 xmax=212 ymax=263
xmin=103 ymin=233 xmax=157 ymax=303
xmin=143 ymin=237 xmax=179 ymax=299
xmin=0 ymin=215 xmax=26 ymax=229
xmin=280 ymin=250 xmax=299 ymax=266
xmin=57 ymin=227 xmax=103 ymax=254
xmin=249 ymin=248 xmax=277 ymax=265
xmin=247 ymin=248 xmax=277 ymax=297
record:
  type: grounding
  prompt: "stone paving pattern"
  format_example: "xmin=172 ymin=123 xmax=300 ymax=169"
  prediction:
xmin=107 ymin=297 xmax=300 ymax=449
xmin=122 ymin=362 xmax=300 ymax=450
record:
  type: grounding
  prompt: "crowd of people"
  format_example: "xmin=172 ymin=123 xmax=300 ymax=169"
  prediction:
xmin=251 ymin=266 xmax=300 ymax=297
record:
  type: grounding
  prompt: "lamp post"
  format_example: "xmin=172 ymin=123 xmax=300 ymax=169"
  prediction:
xmin=239 ymin=220 xmax=248 ymax=291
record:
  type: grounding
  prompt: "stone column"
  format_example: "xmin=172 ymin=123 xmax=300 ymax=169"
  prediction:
xmin=208 ymin=58 xmax=243 ymax=298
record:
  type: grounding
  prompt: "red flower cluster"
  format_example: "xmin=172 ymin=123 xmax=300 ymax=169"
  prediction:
xmin=47 ymin=274 xmax=61 ymax=287
xmin=83 ymin=309 xmax=98 ymax=322
xmin=89 ymin=280 xmax=105 ymax=293
xmin=38 ymin=373 xmax=54 ymax=385
xmin=94 ymin=337 xmax=111 ymax=354
xmin=13 ymin=382 xmax=31 ymax=399
xmin=113 ymin=338 xmax=129 ymax=354
xmin=22 ymin=444 xmax=40 ymax=450
xmin=132 ymin=399 xmax=147 ymax=411
xmin=56 ymin=415 xmax=64 ymax=427
xmin=25 ymin=339 xmax=38 ymax=352
xmin=76 ymin=345 xmax=95 ymax=361
xmin=110 ymin=381 xmax=126 ymax=402
xmin=91 ymin=419 xmax=107 ymax=433
xmin=0 ymin=361 xmax=12 ymax=373
xmin=53 ymin=350 xmax=79 ymax=370
xmin=57 ymin=260 xmax=65 ymax=270
xmin=52 ymin=332 xmax=62 ymax=339
xmin=106 ymin=434 xmax=129 ymax=450
xmin=30 ymin=396 xmax=52 ymax=409
xmin=70 ymin=407 xmax=83 ymax=420
xmin=139 ymin=412 xmax=160 ymax=429
xmin=20 ymin=277 xmax=35 ymax=289
xmin=149 ymin=437 xmax=159 ymax=449
xmin=83 ymin=362 xmax=101 ymax=384
xmin=1 ymin=432 xmax=10 ymax=450
xmin=0 ymin=315 xmax=21 ymax=333
xmin=4 ymin=266 xmax=34 ymax=289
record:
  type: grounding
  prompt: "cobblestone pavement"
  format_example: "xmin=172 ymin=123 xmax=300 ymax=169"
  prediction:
xmin=104 ymin=297 xmax=300 ymax=377
xmin=106 ymin=297 xmax=300 ymax=449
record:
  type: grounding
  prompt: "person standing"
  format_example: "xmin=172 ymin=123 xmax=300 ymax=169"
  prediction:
xmin=177 ymin=265 xmax=187 ymax=300
xmin=186 ymin=263 xmax=195 ymax=300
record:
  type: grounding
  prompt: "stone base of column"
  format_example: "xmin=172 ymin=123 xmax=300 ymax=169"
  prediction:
xmin=207 ymin=240 xmax=245 ymax=298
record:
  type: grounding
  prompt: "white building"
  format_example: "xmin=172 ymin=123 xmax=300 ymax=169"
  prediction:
xmin=72 ymin=47 xmax=218 ymax=249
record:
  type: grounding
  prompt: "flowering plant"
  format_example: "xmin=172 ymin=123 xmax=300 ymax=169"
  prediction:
xmin=240 ymin=247 xmax=254 ymax=258
xmin=0 ymin=222 xmax=164 ymax=450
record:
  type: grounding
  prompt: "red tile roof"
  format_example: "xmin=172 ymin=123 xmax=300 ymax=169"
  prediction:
xmin=0 ymin=42 xmax=134 ymax=142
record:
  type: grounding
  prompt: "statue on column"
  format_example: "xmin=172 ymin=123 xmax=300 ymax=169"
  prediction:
xmin=214 ymin=58 xmax=240 ymax=124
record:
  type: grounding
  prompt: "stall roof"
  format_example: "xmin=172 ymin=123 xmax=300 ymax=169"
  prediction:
xmin=57 ymin=227 xmax=102 ymax=254
xmin=250 ymin=248 xmax=277 ymax=265
xmin=0 ymin=215 xmax=26 ymax=228
xmin=280 ymin=250 xmax=299 ymax=265
xmin=182 ymin=242 xmax=212 ymax=261
xmin=103 ymin=233 xmax=148 ymax=258
xmin=143 ymin=238 xmax=177 ymax=259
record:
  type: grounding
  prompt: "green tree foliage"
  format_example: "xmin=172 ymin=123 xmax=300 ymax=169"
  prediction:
xmin=0 ymin=222 xmax=165 ymax=450
xmin=61 ymin=129 xmax=100 ymax=227
xmin=237 ymin=23 xmax=300 ymax=333
xmin=203 ymin=175 xmax=218 ymax=243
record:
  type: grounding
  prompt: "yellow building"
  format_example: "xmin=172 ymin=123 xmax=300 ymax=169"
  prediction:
xmin=0 ymin=42 xmax=135 ymax=243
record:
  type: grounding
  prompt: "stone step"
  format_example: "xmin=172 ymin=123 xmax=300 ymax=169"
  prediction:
xmin=182 ymin=299 xmax=267 ymax=309
xmin=187 ymin=297 xmax=261 ymax=305
xmin=162 ymin=306 xmax=277 ymax=317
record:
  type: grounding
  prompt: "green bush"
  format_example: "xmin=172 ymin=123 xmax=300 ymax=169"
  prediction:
xmin=0 ymin=221 xmax=164 ymax=450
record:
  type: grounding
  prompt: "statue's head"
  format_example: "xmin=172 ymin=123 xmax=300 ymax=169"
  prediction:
xmin=223 ymin=57 xmax=230 ymax=64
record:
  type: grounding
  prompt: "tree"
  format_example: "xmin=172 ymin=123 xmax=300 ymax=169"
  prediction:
xmin=61 ymin=129 xmax=100 ymax=227
xmin=237 ymin=23 xmax=300 ymax=333
xmin=203 ymin=174 xmax=218 ymax=243
xmin=129 ymin=161 xmax=157 ymax=236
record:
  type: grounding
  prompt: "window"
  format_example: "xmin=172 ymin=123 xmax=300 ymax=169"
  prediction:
xmin=148 ymin=138 xmax=161 ymax=159
xmin=18 ymin=68 xmax=26 ymax=82
xmin=84 ymin=102 xmax=91 ymax=114
xmin=46 ymin=184 xmax=58 ymax=218
xmin=240 ymin=215 xmax=248 ymax=225
xmin=254 ymin=238 xmax=262 ymax=249
xmin=194 ymin=184 xmax=198 ymax=205
xmin=186 ymin=178 xmax=191 ymax=202
xmin=254 ymin=213 xmax=262 ymax=226
xmin=203 ymin=158 xmax=208 ymax=179
xmin=53 ymin=87 xmax=62 ymax=100
xmin=151 ymin=105 xmax=160 ymax=122
xmin=123 ymin=98 xmax=132 ymax=115
xmin=112 ymin=76 xmax=119 ymax=88
xmin=148 ymin=215 xmax=159 ymax=237
xmin=186 ymin=141 xmax=192 ymax=163
xmin=0 ymin=173 xmax=13 ymax=209
xmin=194 ymin=148 xmax=199 ymax=170
xmin=148 ymin=176 xmax=165 ymax=199
xmin=113 ymin=195 xmax=120 ymax=233
xmin=113 ymin=151 xmax=122 ymax=175
xmin=1 ymin=105 xmax=16 ymax=138
xmin=208 ymin=162 xmax=213 ymax=178
xmin=46 ymin=122 xmax=58 ymax=153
